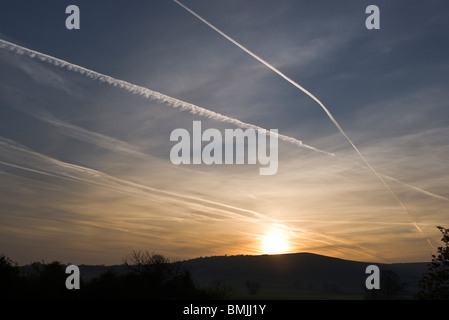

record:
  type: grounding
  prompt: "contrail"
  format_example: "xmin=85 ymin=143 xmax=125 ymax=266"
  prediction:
xmin=33 ymin=112 xmax=151 ymax=158
xmin=173 ymin=0 xmax=434 ymax=247
xmin=0 ymin=158 xmax=368 ymax=257
xmin=25 ymin=106 xmax=449 ymax=204
xmin=3 ymin=136 xmax=352 ymax=248
xmin=0 ymin=136 xmax=271 ymax=222
xmin=0 ymin=36 xmax=437 ymax=247
xmin=381 ymin=174 xmax=449 ymax=202
xmin=17 ymin=108 xmax=154 ymax=160
xmin=0 ymin=38 xmax=332 ymax=156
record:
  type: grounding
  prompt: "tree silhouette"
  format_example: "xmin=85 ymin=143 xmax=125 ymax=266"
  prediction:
xmin=416 ymin=226 xmax=449 ymax=299
xmin=83 ymin=269 xmax=123 ymax=299
xmin=124 ymin=250 xmax=171 ymax=275
xmin=23 ymin=261 xmax=82 ymax=299
xmin=121 ymin=250 xmax=197 ymax=298
xmin=120 ymin=250 xmax=232 ymax=299
xmin=0 ymin=251 xmax=233 ymax=299
xmin=0 ymin=253 xmax=20 ymax=299
xmin=364 ymin=269 xmax=406 ymax=300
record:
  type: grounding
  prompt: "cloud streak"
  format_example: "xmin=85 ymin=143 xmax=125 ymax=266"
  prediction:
xmin=0 ymin=136 xmax=274 ymax=223
xmin=0 ymin=135 xmax=377 ymax=259
xmin=173 ymin=0 xmax=435 ymax=248
xmin=0 ymin=38 xmax=332 ymax=156
xmin=18 ymin=108 xmax=155 ymax=160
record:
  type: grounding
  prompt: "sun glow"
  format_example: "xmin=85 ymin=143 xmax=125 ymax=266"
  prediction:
xmin=261 ymin=231 xmax=289 ymax=255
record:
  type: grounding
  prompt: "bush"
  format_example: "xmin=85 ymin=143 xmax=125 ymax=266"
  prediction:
xmin=416 ymin=226 xmax=449 ymax=299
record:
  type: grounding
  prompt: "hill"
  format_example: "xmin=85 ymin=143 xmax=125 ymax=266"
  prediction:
xmin=183 ymin=253 xmax=429 ymax=299
xmin=18 ymin=252 xmax=429 ymax=299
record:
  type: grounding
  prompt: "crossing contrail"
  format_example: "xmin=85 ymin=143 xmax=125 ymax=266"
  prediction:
xmin=173 ymin=0 xmax=435 ymax=247
xmin=2 ymin=38 xmax=443 ymax=204
xmin=0 ymin=33 xmax=438 ymax=248
xmin=0 ymin=38 xmax=332 ymax=156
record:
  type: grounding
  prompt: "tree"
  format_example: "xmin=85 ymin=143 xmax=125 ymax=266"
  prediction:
xmin=416 ymin=226 xmax=449 ymax=299
xmin=122 ymin=250 xmax=198 ymax=299
xmin=24 ymin=261 xmax=80 ymax=299
xmin=364 ymin=269 xmax=406 ymax=300
xmin=83 ymin=269 xmax=122 ymax=299
xmin=0 ymin=253 xmax=20 ymax=298
xmin=123 ymin=250 xmax=172 ymax=276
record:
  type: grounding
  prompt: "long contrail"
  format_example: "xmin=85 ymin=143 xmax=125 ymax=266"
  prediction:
xmin=5 ymin=37 xmax=442 ymax=205
xmin=173 ymin=0 xmax=434 ymax=246
xmin=0 ymin=154 xmax=371 ymax=258
xmin=0 ymin=136 xmax=371 ymax=258
xmin=0 ymin=136 xmax=270 ymax=222
xmin=0 ymin=35 xmax=436 ymax=247
xmin=381 ymin=173 xmax=449 ymax=202
xmin=0 ymin=38 xmax=332 ymax=156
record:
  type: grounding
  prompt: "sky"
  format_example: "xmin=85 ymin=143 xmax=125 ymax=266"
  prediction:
xmin=0 ymin=0 xmax=448 ymax=265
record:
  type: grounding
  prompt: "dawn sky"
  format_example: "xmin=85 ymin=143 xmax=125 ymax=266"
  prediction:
xmin=0 ymin=0 xmax=448 ymax=265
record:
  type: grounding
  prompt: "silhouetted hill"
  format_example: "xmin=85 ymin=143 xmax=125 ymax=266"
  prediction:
xmin=183 ymin=253 xmax=429 ymax=299
xmin=17 ymin=252 xmax=429 ymax=299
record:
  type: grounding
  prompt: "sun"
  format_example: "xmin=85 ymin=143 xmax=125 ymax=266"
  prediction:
xmin=261 ymin=232 xmax=289 ymax=255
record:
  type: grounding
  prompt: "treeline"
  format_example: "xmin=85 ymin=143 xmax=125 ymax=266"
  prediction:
xmin=2 ymin=225 xmax=449 ymax=300
xmin=0 ymin=251 xmax=229 ymax=300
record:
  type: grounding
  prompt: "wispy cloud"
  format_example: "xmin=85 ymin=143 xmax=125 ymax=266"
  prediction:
xmin=173 ymin=0 xmax=438 ymax=248
xmin=16 ymin=108 xmax=158 ymax=161
xmin=0 ymin=135 xmax=381 ymax=262
xmin=0 ymin=136 xmax=270 ymax=222
xmin=1 ymin=1 xmax=448 ymax=265
xmin=0 ymin=38 xmax=331 ymax=156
